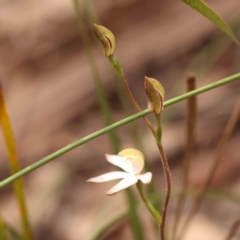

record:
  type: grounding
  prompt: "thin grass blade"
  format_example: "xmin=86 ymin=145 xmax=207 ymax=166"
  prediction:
xmin=0 ymin=73 xmax=239 ymax=188
xmin=182 ymin=0 xmax=240 ymax=47
xmin=0 ymin=84 xmax=32 ymax=240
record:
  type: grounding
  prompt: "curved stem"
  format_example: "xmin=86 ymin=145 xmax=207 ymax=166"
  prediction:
xmin=136 ymin=181 xmax=162 ymax=224
xmin=157 ymin=143 xmax=171 ymax=240
xmin=109 ymin=52 xmax=171 ymax=239
xmin=108 ymin=55 xmax=156 ymax=136
xmin=155 ymin=114 xmax=171 ymax=240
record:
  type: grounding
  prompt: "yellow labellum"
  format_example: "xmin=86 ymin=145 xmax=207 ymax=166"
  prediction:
xmin=118 ymin=148 xmax=144 ymax=174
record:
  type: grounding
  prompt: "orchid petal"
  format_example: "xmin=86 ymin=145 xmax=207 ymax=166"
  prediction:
xmin=106 ymin=176 xmax=138 ymax=195
xmin=137 ymin=172 xmax=152 ymax=184
xmin=87 ymin=171 xmax=131 ymax=183
xmin=105 ymin=154 xmax=133 ymax=173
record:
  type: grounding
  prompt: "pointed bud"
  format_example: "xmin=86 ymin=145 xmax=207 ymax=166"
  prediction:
xmin=118 ymin=148 xmax=145 ymax=174
xmin=94 ymin=24 xmax=116 ymax=57
xmin=144 ymin=77 xmax=165 ymax=114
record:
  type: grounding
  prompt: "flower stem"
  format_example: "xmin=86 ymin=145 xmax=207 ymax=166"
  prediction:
xmin=108 ymin=54 xmax=156 ymax=136
xmin=0 ymin=73 xmax=239 ymax=188
xmin=157 ymin=142 xmax=171 ymax=240
xmin=155 ymin=114 xmax=162 ymax=144
xmin=136 ymin=181 xmax=162 ymax=224
xmin=155 ymin=114 xmax=171 ymax=240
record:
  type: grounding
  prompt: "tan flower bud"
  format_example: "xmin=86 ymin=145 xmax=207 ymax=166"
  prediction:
xmin=94 ymin=24 xmax=116 ymax=57
xmin=144 ymin=77 xmax=165 ymax=114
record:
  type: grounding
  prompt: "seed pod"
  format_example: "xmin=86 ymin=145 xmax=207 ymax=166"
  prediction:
xmin=144 ymin=76 xmax=165 ymax=114
xmin=94 ymin=24 xmax=116 ymax=57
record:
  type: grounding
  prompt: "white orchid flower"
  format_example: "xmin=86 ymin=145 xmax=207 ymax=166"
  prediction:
xmin=87 ymin=148 xmax=152 ymax=196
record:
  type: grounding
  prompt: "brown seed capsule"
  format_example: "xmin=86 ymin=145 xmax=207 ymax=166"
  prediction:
xmin=94 ymin=24 xmax=116 ymax=57
xmin=144 ymin=77 xmax=165 ymax=114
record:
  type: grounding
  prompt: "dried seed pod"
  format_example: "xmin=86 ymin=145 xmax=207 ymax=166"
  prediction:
xmin=94 ymin=24 xmax=116 ymax=56
xmin=144 ymin=76 xmax=165 ymax=114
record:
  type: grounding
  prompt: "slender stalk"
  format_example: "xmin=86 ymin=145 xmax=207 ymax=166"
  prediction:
xmin=108 ymin=55 xmax=156 ymax=136
xmin=157 ymin=144 xmax=171 ymax=240
xmin=0 ymin=85 xmax=32 ymax=240
xmin=72 ymin=1 xmax=144 ymax=239
xmin=172 ymin=74 xmax=197 ymax=240
xmin=0 ymin=73 xmax=239 ymax=188
xmin=136 ymin=182 xmax=162 ymax=224
xmin=177 ymin=98 xmax=240 ymax=240
xmin=110 ymin=53 xmax=171 ymax=239
xmin=224 ymin=219 xmax=240 ymax=240
xmin=154 ymin=113 xmax=171 ymax=240
xmin=155 ymin=114 xmax=162 ymax=144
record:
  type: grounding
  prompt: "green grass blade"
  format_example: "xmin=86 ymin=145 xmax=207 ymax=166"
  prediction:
xmin=182 ymin=0 xmax=240 ymax=47
xmin=0 ymin=84 xmax=32 ymax=240
xmin=0 ymin=73 xmax=239 ymax=188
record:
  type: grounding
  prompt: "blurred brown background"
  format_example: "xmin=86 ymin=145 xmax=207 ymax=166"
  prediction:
xmin=0 ymin=0 xmax=240 ymax=239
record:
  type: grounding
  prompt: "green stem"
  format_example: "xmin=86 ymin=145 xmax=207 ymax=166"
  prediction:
xmin=0 ymin=73 xmax=239 ymax=187
xmin=155 ymin=114 xmax=162 ymax=144
xmin=136 ymin=182 xmax=162 ymax=224
xmin=154 ymin=113 xmax=171 ymax=240
xmin=157 ymin=142 xmax=171 ymax=240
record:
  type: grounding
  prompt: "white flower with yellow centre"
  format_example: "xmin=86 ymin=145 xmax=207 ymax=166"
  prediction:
xmin=87 ymin=148 xmax=152 ymax=195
